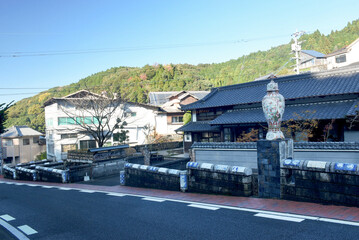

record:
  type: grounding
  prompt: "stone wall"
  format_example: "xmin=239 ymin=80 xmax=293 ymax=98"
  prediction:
xmin=281 ymin=159 xmax=359 ymax=206
xmin=187 ymin=162 xmax=253 ymax=196
xmin=124 ymin=163 xmax=181 ymax=191
xmin=123 ymin=162 xmax=253 ymax=196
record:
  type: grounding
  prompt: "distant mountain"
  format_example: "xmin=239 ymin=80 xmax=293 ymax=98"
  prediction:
xmin=5 ymin=19 xmax=359 ymax=133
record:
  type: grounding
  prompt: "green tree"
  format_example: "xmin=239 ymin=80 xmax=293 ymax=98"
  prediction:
xmin=0 ymin=102 xmax=14 ymax=134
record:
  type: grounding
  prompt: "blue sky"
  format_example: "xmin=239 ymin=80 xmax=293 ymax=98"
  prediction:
xmin=1 ymin=0 xmax=359 ymax=104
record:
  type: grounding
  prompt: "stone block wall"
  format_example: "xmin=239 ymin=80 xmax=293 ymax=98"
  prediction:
xmin=281 ymin=159 xmax=359 ymax=206
xmin=187 ymin=162 xmax=253 ymax=196
xmin=257 ymin=139 xmax=292 ymax=198
xmin=124 ymin=163 xmax=181 ymax=191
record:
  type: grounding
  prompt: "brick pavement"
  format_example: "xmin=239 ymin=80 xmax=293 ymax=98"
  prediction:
xmin=2 ymin=176 xmax=359 ymax=222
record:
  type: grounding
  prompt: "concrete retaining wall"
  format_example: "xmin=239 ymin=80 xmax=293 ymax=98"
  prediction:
xmin=281 ymin=159 xmax=359 ymax=206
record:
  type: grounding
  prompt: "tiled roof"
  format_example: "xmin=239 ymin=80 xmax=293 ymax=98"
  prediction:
xmin=210 ymin=100 xmax=358 ymax=125
xmin=149 ymin=91 xmax=209 ymax=106
xmin=301 ymin=50 xmax=325 ymax=58
xmin=175 ymin=121 xmax=221 ymax=132
xmin=1 ymin=126 xmax=44 ymax=138
xmin=181 ymin=67 xmax=359 ymax=111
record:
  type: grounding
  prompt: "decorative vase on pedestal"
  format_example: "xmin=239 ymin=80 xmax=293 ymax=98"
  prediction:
xmin=262 ymin=80 xmax=285 ymax=140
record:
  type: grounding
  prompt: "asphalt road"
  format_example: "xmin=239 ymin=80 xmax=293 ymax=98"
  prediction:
xmin=1 ymin=182 xmax=359 ymax=240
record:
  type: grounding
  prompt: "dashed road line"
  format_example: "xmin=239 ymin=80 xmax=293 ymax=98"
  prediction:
xmin=17 ymin=225 xmax=38 ymax=236
xmin=41 ymin=185 xmax=55 ymax=188
xmin=0 ymin=219 xmax=29 ymax=240
xmin=58 ymin=187 xmax=73 ymax=191
xmin=79 ymin=189 xmax=96 ymax=193
xmin=0 ymin=214 xmax=15 ymax=221
xmin=24 ymin=184 xmax=38 ymax=187
xmin=142 ymin=197 xmax=166 ymax=202
xmin=106 ymin=193 xmax=127 ymax=197
xmin=254 ymin=213 xmax=305 ymax=222
xmin=188 ymin=204 xmax=220 ymax=211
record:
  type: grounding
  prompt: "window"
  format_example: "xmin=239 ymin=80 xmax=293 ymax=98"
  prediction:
xmin=33 ymin=136 xmax=40 ymax=143
xmin=200 ymin=132 xmax=220 ymax=142
xmin=3 ymin=139 xmax=13 ymax=146
xmin=335 ymin=54 xmax=346 ymax=63
xmin=224 ymin=128 xmax=232 ymax=142
xmin=61 ymin=144 xmax=77 ymax=152
xmin=79 ymin=140 xmax=96 ymax=150
xmin=172 ymin=116 xmax=183 ymax=123
xmin=76 ymin=117 xmax=93 ymax=125
xmin=184 ymin=133 xmax=192 ymax=142
xmin=46 ymin=118 xmax=53 ymax=127
xmin=61 ymin=133 xmax=77 ymax=139
xmin=58 ymin=117 xmax=75 ymax=125
xmin=125 ymin=112 xmax=137 ymax=117
xmin=23 ymin=138 xmax=30 ymax=145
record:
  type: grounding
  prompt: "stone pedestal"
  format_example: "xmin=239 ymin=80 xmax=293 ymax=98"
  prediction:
xmin=257 ymin=139 xmax=293 ymax=198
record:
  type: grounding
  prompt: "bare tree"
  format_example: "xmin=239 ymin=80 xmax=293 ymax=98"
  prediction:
xmin=58 ymin=90 xmax=128 ymax=148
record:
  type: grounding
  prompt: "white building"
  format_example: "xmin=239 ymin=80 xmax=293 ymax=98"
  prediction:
xmin=1 ymin=126 xmax=45 ymax=164
xmin=43 ymin=90 xmax=167 ymax=161
xmin=326 ymin=37 xmax=359 ymax=70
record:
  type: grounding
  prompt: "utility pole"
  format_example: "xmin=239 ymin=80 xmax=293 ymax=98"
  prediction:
xmin=291 ymin=30 xmax=305 ymax=74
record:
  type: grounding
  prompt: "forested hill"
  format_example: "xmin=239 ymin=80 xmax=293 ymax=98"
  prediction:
xmin=5 ymin=19 xmax=359 ymax=133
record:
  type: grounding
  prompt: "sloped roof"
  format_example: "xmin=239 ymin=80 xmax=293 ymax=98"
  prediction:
xmin=149 ymin=91 xmax=209 ymax=106
xmin=210 ymin=99 xmax=359 ymax=125
xmin=181 ymin=66 xmax=359 ymax=111
xmin=301 ymin=50 xmax=325 ymax=58
xmin=1 ymin=126 xmax=44 ymax=138
xmin=175 ymin=121 xmax=221 ymax=132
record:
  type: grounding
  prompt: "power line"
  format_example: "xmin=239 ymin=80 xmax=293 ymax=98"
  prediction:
xmin=0 ymin=34 xmax=290 ymax=58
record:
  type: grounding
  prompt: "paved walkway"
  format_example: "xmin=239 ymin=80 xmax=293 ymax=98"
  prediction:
xmin=2 ymin=176 xmax=359 ymax=222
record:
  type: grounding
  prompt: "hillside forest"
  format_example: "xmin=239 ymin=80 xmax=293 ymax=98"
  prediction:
xmin=5 ymin=19 xmax=359 ymax=133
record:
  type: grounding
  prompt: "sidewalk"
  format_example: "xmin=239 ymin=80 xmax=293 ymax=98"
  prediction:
xmin=2 ymin=175 xmax=359 ymax=222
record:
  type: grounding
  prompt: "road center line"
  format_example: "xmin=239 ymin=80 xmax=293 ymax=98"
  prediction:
xmin=255 ymin=213 xmax=305 ymax=222
xmin=17 ymin=225 xmax=38 ymax=235
xmin=188 ymin=204 xmax=220 ymax=210
xmin=0 ymin=214 xmax=15 ymax=221
xmin=0 ymin=219 xmax=29 ymax=240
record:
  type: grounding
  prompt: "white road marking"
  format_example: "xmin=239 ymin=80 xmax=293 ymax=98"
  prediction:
xmin=17 ymin=225 xmax=38 ymax=235
xmin=142 ymin=197 xmax=166 ymax=202
xmin=0 ymin=214 xmax=15 ymax=221
xmin=255 ymin=213 xmax=305 ymax=222
xmin=5 ymin=182 xmax=14 ymax=184
xmin=106 ymin=193 xmax=127 ymax=197
xmin=24 ymin=184 xmax=38 ymax=187
xmin=79 ymin=190 xmax=96 ymax=193
xmin=41 ymin=186 xmax=54 ymax=189
xmin=0 ymin=219 xmax=29 ymax=240
xmin=58 ymin=187 xmax=73 ymax=191
xmin=188 ymin=204 xmax=219 ymax=211
xmin=14 ymin=183 xmax=25 ymax=186
xmin=319 ymin=218 xmax=359 ymax=226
